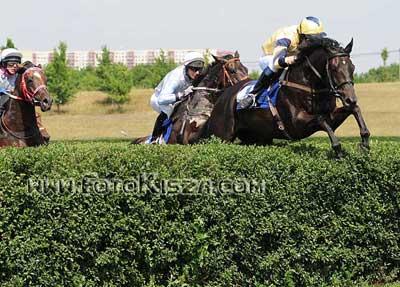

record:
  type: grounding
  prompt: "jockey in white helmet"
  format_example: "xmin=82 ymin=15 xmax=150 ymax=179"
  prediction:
xmin=0 ymin=48 xmax=23 ymax=115
xmin=238 ymin=16 xmax=327 ymax=109
xmin=0 ymin=48 xmax=22 ymax=93
xmin=149 ymin=51 xmax=205 ymax=142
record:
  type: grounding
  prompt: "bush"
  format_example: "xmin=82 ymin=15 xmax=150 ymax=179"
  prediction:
xmin=355 ymin=64 xmax=400 ymax=83
xmin=0 ymin=139 xmax=399 ymax=286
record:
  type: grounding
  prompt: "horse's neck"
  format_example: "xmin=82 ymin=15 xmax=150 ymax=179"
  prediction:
xmin=3 ymin=98 xmax=37 ymax=131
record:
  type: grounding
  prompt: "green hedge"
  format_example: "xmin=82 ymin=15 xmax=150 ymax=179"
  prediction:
xmin=0 ymin=139 xmax=399 ymax=286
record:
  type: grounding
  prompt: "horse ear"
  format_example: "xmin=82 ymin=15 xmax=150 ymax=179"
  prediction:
xmin=344 ymin=38 xmax=353 ymax=54
xmin=37 ymin=64 xmax=42 ymax=69
xmin=17 ymin=66 xmax=27 ymax=74
xmin=212 ymin=54 xmax=226 ymax=63
xmin=234 ymin=50 xmax=240 ymax=58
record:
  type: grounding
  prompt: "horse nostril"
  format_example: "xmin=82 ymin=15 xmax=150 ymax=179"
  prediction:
xmin=345 ymin=97 xmax=356 ymax=106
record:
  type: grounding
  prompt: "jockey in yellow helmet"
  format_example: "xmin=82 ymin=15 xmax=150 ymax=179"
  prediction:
xmin=238 ymin=16 xmax=326 ymax=109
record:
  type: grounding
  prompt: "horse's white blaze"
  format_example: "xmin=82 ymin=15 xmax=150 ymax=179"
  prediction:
xmin=33 ymin=72 xmax=42 ymax=80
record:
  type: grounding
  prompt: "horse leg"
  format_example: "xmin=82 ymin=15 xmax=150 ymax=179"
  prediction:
xmin=351 ymin=105 xmax=370 ymax=151
xmin=329 ymin=106 xmax=370 ymax=151
xmin=36 ymin=113 xmax=50 ymax=144
xmin=319 ymin=117 xmax=343 ymax=158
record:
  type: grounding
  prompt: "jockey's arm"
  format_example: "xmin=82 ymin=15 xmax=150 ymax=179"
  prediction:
xmin=157 ymin=80 xmax=182 ymax=106
xmin=272 ymin=38 xmax=292 ymax=71
xmin=0 ymin=77 xmax=13 ymax=94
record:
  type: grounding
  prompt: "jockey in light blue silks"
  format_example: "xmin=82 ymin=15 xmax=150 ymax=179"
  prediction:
xmin=238 ymin=16 xmax=327 ymax=109
xmin=149 ymin=51 xmax=205 ymax=142
xmin=0 ymin=48 xmax=22 ymax=115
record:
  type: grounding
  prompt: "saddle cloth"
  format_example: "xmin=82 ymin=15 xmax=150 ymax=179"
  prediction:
xmin=236 ymin=80 xmax=281 ymax=110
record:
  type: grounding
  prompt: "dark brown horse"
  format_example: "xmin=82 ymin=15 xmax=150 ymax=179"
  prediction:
xmin=133 ymin=52 xmax=249 ymax=144
xmin=208 ymin=38 xmax=370 ymax=157
xmin=0 ymin=62 xmax=52 ymax=147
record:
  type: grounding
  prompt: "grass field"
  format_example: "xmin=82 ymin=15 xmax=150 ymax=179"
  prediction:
xmin=40 ymin=82 xmax=400 ymax=140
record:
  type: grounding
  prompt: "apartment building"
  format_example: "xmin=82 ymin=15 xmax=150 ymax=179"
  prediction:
xmin=21 ymin=48 xmax=225 ymax=69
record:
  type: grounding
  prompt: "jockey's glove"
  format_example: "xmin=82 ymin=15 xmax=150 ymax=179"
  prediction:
xmin=175 ymin=92 xmax=185 ymax=101
xmin=285 ymin=55 xmax=298 ymax=65
xmin=184 ymin=86 xmax=193 ymax=97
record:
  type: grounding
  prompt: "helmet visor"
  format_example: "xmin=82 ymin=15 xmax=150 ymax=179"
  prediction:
xmin=187 ymin=60 xmax=204 ymax=69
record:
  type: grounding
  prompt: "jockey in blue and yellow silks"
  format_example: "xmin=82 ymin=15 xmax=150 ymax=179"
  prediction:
xmin=238 ymin=16 xmax=327 ymax=109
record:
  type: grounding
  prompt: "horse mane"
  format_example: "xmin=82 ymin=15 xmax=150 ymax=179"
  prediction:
xmin=298 ymin=37 xmax=345 ymax=57
xmin=17 ymin=61 xmax=36 ymax=75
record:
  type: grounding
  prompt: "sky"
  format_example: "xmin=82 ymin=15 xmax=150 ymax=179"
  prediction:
xmin=4 ymin=0 xmax=399 ymax=72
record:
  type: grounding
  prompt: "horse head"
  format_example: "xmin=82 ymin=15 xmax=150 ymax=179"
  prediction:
xmin=210 ymin=51 xmax=249 ymax=89
xmin=297 ymin=38 xmax=356 ymax=109
xmin=15 ymin=61 xmax=52 ymax=112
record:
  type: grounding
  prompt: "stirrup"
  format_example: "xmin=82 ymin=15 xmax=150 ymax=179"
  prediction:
xmin=239 ymin=93 xmax=256 ymax=109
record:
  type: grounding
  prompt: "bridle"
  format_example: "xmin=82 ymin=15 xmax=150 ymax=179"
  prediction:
xmin=192 ymin=57 xmax=249 ymax=94
xmin=305 ymin=53 xmax=354 ymax=98
xmin=222 ymin=57 xmax=249 ymax=87
xmin=16 ymin=67 xmax=48 ymax=103
xmin=281 ymin=52 xmax=354 ymax=99
xmin=326 ymin=54 xmax=354 ymax=96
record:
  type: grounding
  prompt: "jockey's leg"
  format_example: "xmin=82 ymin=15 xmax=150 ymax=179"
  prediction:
xmin=0 ymin=93 xmax=10 ymax=117
xmin=238 ymin=67 xmax=275 ymax=109
xmin=150 ymin=112 xmax=168 ymax=141
xmin=36 ymin=113 xmax=50 ymax=143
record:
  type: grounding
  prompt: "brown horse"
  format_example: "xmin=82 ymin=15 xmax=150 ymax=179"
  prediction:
xmin=208 ymin=38 xmax=370 ymax=157
xmin=0 ymin=62 xmax=52 ymax=147
xmin=133 ymin=52 xmax=249 ymax=144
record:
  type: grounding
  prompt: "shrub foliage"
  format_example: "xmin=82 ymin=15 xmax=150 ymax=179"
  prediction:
xmin=0 ymin=139 xmax=399 ymax=286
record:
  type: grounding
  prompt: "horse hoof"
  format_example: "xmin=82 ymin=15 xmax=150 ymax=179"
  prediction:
xmin=359 ymin=143 xmax=370 ymax=153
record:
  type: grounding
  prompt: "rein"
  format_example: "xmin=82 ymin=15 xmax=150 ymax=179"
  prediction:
xmin=192 ymin=87 xmax=222 ymax=93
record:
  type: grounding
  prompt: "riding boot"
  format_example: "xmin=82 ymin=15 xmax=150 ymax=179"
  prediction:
xmin=150 ymin=112 xmax=168 ymax=142
xmin=0 ymin=93 xmax=10 ymax=117
xmin=238 ymin=67 xmax=275 ymax=109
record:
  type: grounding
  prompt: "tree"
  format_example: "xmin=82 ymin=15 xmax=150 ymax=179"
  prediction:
xmin=249 ymin=70 xmax=260 ymax=80
xmin=1 ymin=38 xmax=16 ymax=50
xmin=203 ymin=49 xmax=211 ymax=66
xmin=130 ymin=51 xmax=176 ymax=88
xmin=381 ymin=48 xmax=389 ymax=66
xmin=45 ymin=41 xmax=76 ymax=112
xmin=96 ymin=46 xmax=131 ymax=110
xmin=98 ymin=45 xmax=112 ymax=66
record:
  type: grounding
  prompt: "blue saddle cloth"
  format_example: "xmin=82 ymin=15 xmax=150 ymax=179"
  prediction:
xmin=145 ymin=118 xmax=173 ymax=144
xmin=161 ymin=118 xmax=173 ymax=143
xmin=237 ymin=81 xmax=281 ymax=110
